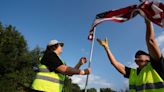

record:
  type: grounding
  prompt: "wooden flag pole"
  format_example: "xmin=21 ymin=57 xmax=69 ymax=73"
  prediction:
xmin=84 ymin=27 xmax=96 ymax=92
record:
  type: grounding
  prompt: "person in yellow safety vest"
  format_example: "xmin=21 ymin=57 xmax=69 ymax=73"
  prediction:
xmin=31 ymin=39 xmax=91 ymax=92
xmin=97 ymin=18 xmax=164 ymax=92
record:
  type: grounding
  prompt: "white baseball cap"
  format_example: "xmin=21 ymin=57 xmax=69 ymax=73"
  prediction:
xmin=47 ymin=39 xmax=64 ymax=47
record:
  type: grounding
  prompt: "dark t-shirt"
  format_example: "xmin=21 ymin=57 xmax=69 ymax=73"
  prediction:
xmin=124 ymin=56 xmax=164 ymax=80
xmin=40 ymin=51 xmax=63 ymax=73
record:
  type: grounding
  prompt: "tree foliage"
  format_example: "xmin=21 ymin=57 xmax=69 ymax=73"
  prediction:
xmin=100 ymin=88 xmax=116 ymax=92
xmin=0 ymin=22 xmax=41 ymax=92
xmin=86 ymin=88 xmax=97 ymax=92
xmin=63 ymin=77 xmax=72 ymax=92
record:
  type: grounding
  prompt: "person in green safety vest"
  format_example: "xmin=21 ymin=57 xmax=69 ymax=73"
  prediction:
xmin=97 ymin=18 xmax=164 ymax=92
xmin=31 ymin=39 xmax=91 ymax=92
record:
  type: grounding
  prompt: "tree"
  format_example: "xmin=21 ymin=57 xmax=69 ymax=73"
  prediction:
xmin=100 ymin=88 xmax=116 ymax=92
xmin=63 ymin=76 xmax=82 ymax=92
xmin=87 ymin=88 xmax=97 ymax=92
xmin=81 ymin=88 xmax=97 ymax=92
xmin=30 ymin=45 xmax=44 ymax=70
xmin=72 ymin=83 xmax=81 ymax=92
xmin=0 ymin=23 xmax=42 ymax=92
xmin=63 ymin=77 xmax=72 ymax=92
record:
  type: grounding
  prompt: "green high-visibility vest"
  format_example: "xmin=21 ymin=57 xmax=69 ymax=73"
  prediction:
xmin=32 ymin=63 xmax=66 ymax=92
xmin=129 ymin=62 xmax=164 ymax=92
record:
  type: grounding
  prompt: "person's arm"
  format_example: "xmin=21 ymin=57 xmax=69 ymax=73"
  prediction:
xmin=97 ymin=37 xmax=126 ymax=75
xmin=56 ymin=65 xmax=91 ymax=76
xmin=43 ymin=52 xmax=90 ymax=76
xmin=145 ymin=19 xmax=161 ymax=61
xmin=74 ymin=57 xmax=87 ymax=69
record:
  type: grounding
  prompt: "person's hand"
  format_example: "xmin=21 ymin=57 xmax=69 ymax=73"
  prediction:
xmin=97 ymin=37 xmax=109 ymax=48
xmin=84 ymin=68 xmax=91 ymax=75
xmin=79 ymin=68 xmax=91 ymax=75
xmin=79 ymin=57 xmax=87 ymax=65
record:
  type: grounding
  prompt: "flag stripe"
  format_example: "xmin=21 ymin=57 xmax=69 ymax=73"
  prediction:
xmin=88 ymin=1 xmax=164 ymax=41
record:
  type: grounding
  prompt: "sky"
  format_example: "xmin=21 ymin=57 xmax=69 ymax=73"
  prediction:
xmin=0 ymin=0 xmax=164 ymax=91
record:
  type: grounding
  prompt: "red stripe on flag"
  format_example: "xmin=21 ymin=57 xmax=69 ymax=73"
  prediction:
xmin=88 ymin=1 xmax=164 ymax=41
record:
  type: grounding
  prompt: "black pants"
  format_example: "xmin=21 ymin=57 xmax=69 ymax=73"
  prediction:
xmin=29 ymin=89 xmax=44 ymax=92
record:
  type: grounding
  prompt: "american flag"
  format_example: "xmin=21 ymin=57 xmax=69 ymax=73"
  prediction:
xmin=88 ymin=1 xmax=164 ymax=41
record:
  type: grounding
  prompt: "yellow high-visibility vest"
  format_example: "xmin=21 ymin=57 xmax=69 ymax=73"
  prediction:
xmin=129 ymin=62 xmax=164 ymax=92
xmin=32 ymin=64 xmax=65 ymax=92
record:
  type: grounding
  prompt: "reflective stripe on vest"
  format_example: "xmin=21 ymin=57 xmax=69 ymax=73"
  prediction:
xmin=39 ymin=67 xmax=65 ymax=77
xmin=36 ymin=75 xmax=64 ymax=84
xmin=130 ymin=82 xmax=164 ymax=91
xmin=38 ymin=65 xmax=65 ymax=80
